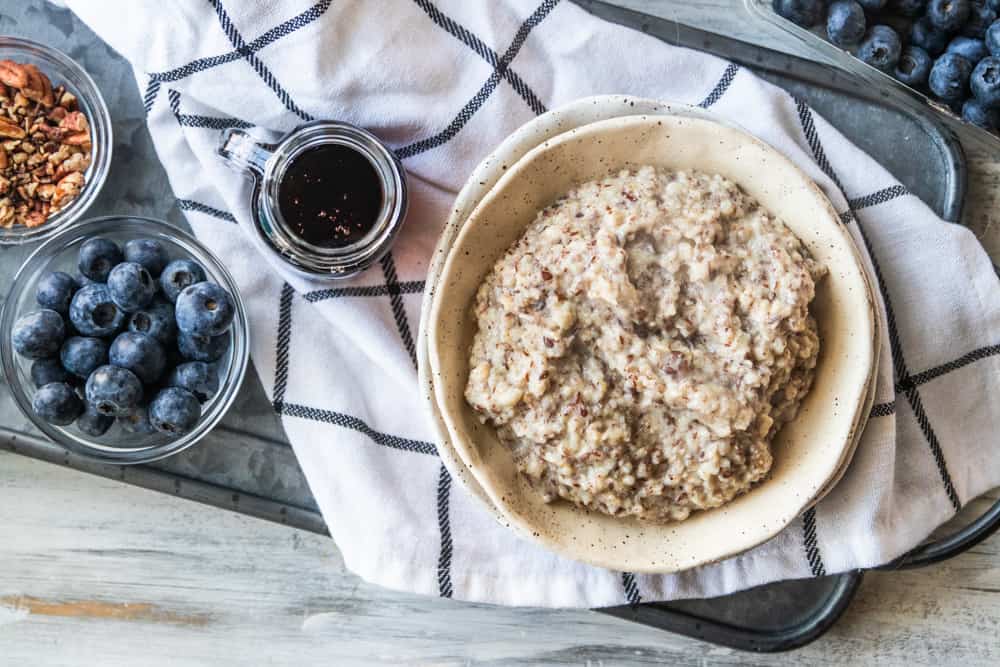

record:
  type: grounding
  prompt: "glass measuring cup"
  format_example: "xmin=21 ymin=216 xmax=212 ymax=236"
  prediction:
xmin=217 ymin=121 xmax=408 ymax=280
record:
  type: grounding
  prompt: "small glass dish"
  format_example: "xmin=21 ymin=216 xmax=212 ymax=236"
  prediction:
xmin=0 ymin=216 xmax=249 ymax=464
xmin=0 ymin=36 xmax=113 ymax=246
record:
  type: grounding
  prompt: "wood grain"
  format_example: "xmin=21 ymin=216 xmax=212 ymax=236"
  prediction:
xmin=1 ymin=1 xmax=999 ymax=665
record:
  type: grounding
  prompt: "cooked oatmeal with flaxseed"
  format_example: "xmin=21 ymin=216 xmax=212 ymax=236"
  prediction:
xmin=465 ymin=166 xmax=826 ymax=522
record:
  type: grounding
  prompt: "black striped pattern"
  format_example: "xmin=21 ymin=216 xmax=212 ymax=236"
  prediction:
xmin=177 ymin=198 xmax=237 ymax=223
xmin=209 ymin=0 xmax=314 ymax=121
xmin=304 ymin=280 xmax=426 ymax=302
xmin=380 ymin=253 xmax=418 ymax=368
xmin=795 ymin=98 xmax=846 ymax=196
xmin=870 ymin=401 xmax=896 ymax=418
xmin=272 ymin=283 xmax=295 ymax=407
xmin=412 ymin=0 xmax=546 ymax=115
xmin=697 ymin=63 xmax=739 ymax=109
xmin=795 ymin=100 xmax=961 ymax=513
xmin=899 ymin=344 xmax=1000 ymax=392
xmin=150 ymin=1 xmax=331 ymax=84
xmin=436 ymin=464 xmax=454 ymax=597
xmin=621 ymin=572 xmax=641 ymax=605
xmin=395 ymin=0 xmax=560 ymax=160
xmin=167 ymin=89 xmax=253 ymax=130
xmin=849 ymin=184 xmax=909 ymax=211
xmin=277 ymin=402 xmax=439 ymax=456
xmin=802 ymin=507 xmax=826 ymax=576
xmin=143 ymin=78 xmax=161 ymax=113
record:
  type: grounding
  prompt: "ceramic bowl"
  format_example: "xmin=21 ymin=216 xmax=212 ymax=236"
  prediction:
xmin=423 ymin=101 xmax=878 ymax=573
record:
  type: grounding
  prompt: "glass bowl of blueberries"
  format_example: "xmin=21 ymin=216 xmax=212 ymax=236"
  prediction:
xmin=751 ymin=0 xmax=1000 ymax=137
xmin=0 ymin=216 xmax=249 ymax=464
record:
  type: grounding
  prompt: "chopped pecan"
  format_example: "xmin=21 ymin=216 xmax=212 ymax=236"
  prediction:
xmin=60 ymin=111 xmax=88 ymax=133
xmin=63 ymin=131 xmax=90 ymax=147
xmin=0 ymin=60 xmax=29 ymax=89
xmin=0 ymin=117 xmax=26 ymax=139
xmin=21 ymin=64 xmax=54 ymax=107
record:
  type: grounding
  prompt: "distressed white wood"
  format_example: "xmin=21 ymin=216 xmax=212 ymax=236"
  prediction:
xmin=2 ymin=1 xmax=1000 ymax=664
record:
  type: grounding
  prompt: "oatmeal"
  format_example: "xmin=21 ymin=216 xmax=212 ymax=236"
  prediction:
xmin=465 ymin=166 xmax=826 ymax=522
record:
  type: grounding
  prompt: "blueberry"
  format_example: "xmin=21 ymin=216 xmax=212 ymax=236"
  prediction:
xmin=12 ymin=309 xmax=65 ymax=359
xmin=177 ymin=331 xmax=229 ymax=362
xmin=36 ymin=271 xmax=78 ymax=314
xmin=963 ymin=97 xmax=999 ymax=126
xmin=971 ymin=55 xmax=1000 ymax=105
xmin=987 ymin=19 xmax=1000 ymax=55
xmin=85 ymin=365 xmax=143 ymax=417
xmin=123 ymin=239 xmax=168 ymax=277
xmin=927 ymin=0 xmax=972 ymax=32
xmin=119 ymin=405 xmax=156 ymax=434
xmin=912 ymin=19 xmax=952 ymax=55
xmin=857 ymin=0 xmax=888 ymax=9
xmin=858 ymin=26 xmax=903 ymax=73
xmin=895 ymin=46 xmax=934 ymax=85
xmin=167 ymin=361 xmax=219 ymax=403
xmin=890 ymin=0 xmax=928 ymax=16
xmin=31 ymin=358 xmax=72 ymax=388
xmin=109 ymin=331 xmax=166 ymax=384
xmin=107 ymin=261 xmax=156 ymax=312
xmin=772 ymin=0 xmax=824 ymax=28
xmin=930 ymin=52 xmax=973 ymax=100
xmin=60 ymin=336 xmax=108 ymax=379
xmin=78 ymin=238 xmax=124 ymax=283
xmin=69 ymin=284 xmax=124 ymax=337
xmin=947 ymin=36 xmax=990 ymax=63
xmin=160 ymin=259 xmax=206 ymax=303
xmin=175 ymin=282 xmax=235 ymax=337
xmin=827 ymin=1 xmax=866 ymax=46
xmin=127 ymin=296 xmax=176 ymax=346
xmin=149 ymin=387 xmax=201 ymax=436
xmin=963 ymin=2 xmax=997 ymax=38
xmin=77 ymin=404 xmax=114 ymax=437
xmin=32 ymin=382 xmax=84 ymax=425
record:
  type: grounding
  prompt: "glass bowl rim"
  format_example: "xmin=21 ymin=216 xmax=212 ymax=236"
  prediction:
xmin=0 ymin=35 xmax=114 ymax=246
xmin=0 ymin=215 xmax=251 ymax=464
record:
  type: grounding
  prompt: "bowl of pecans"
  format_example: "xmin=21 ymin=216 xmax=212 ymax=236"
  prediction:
xmin=0 ymin=37 xmax=111 ymax=245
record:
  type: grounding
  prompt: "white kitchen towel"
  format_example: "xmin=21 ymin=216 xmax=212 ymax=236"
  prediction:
xmin=61 ymin=0 xmax=1000 ymax=607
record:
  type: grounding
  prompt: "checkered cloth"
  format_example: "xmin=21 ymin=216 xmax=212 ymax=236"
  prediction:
xmin=65 ymin=0 xmax=1000 ymax=607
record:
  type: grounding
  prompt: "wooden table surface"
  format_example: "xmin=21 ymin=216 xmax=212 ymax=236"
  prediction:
xmin=3 ymin=2 xmax=1000 ymax=665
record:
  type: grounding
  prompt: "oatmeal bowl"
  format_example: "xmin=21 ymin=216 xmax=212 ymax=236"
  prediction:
xmin=425 ymin=104 xmax=878 ymax=573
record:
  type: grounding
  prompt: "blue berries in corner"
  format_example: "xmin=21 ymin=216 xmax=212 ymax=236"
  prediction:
xmin=69 ymin=283 xmax=124 ymax=337
xmin=773 ymin=0 xmax=825 ymax=28
xmin=929 ymin=52 xmax=973 ymax=101
xmin=32 ymin=382 xmax=84 ymax=426
xmin=123 ymin=238 xmax=168 ymax=277
xmin=36 ymin=271 xmax=78 ymax=315
xmin=12 ymin=309 xmax=65 ymax=359
xmin=859 ymin=25 xmax=904 ymax=72
xmin=911 ymin=19 xmax=952 ymax=56
xmin=895 ymin=46 xmax=934 ymax=85
xmin=149 ymin=387 xmax=201 ymax=436
xmin=77 ymin=237 xmax=123 ymax=283
xmin=85 ymin=364 xmax=143 ymax=418
xmin=107 ymin=261 xmax=157 ymax=312
xmin=928 ymin=0 xmax=972 ymax=33
xmin=175 ymin=282 xmax=235 ymax=337
xmin=971 ymin=55 xmax=1000 ymax=106
xmin=827 ymin=1 xmax=867 ymax=46
xmin=160 ymin=258 xmax=207 ymax=303
xmin=947 ymin=36 xmax=990 ymax=63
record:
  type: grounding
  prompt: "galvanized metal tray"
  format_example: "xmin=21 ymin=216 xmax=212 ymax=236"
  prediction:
xmin=1 ymin=1 xmax=995 ymax=653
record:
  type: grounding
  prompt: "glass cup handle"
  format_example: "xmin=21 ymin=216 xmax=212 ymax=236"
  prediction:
xmin=216 ymin=128 xmax=274 ymax=179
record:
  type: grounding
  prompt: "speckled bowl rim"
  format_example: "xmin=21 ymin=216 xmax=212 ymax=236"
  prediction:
xmin=420 ymin=97 xmax=879 ymax=573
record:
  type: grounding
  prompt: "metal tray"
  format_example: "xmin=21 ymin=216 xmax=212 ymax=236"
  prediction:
xmin=1 ymin=1 xmax=996 ymax=654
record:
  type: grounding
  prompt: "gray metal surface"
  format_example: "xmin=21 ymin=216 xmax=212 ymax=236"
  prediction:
xmin=0 ymin=0 xmax=970 ymax=652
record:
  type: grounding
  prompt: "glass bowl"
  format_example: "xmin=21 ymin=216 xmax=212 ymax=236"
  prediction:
xmin=0 ymin=36 xmax=113 ymax=245
xmin=0 ymin=216 xmax=250 ymax=464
